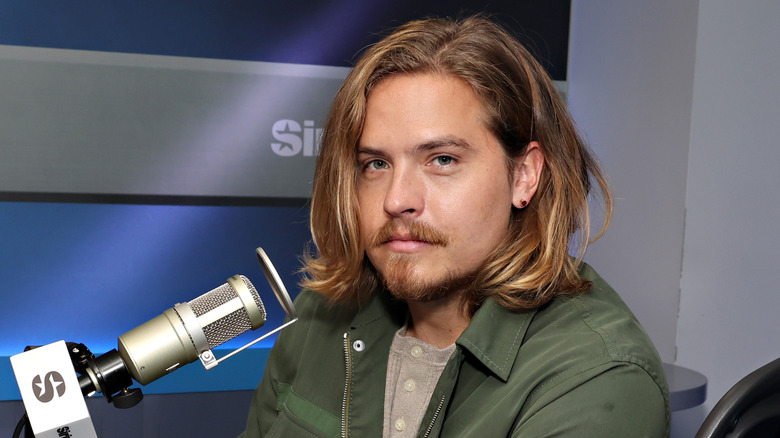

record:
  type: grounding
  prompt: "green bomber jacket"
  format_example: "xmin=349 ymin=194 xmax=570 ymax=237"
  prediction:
xmin=239 ymin=263 xmax=670 ymax=437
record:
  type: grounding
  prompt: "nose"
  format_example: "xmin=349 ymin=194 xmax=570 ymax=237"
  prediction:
xmin=383 ymin=165 xmax=424 ymax=218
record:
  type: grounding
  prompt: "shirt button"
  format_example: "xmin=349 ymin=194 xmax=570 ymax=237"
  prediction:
xmin=394 ymin=418 xmax=406 ymax=431
xmin=403 ymin=379 xmax=416 ymax=392
xmin=411 ymin=346 xmax=423 ymax=357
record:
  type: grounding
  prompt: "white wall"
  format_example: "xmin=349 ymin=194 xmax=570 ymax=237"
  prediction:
xmin=568 ymin=0 xmax=699 ymax=363
xmin=569 ymin=0 xmax=780 ymax=434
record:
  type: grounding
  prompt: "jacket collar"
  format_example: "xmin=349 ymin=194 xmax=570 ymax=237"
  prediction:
xmin=456 ymin=299 xmax=536 ymax=382
xmin=349 ymin=290 xmax=408 ymax=331
xmin=350 ymin=291 xmax=535 ymax=382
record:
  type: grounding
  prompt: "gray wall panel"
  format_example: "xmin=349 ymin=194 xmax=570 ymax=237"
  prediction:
xmin=0 ymin=45 xmax=349 ymax=199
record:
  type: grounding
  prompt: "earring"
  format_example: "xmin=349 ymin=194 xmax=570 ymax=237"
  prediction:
xmin=519 ymin=200 xmax=528 ymax=208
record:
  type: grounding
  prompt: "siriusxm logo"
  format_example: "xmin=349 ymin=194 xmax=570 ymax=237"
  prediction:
xmin=32 ymin=371 xmax=66 ymax=403
xmin=271 ymin=119 xmax=322 ymax=157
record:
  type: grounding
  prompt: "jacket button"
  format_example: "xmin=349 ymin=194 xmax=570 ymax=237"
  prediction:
xmin=352 ymin=340 xmax=365 ymax=352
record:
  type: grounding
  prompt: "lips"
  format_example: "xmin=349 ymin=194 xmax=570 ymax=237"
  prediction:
xmin=378 ymin=231 xmax=432 ymax=252
xmin=385 ymin=232 xmax=424 ymax=244
xmin=384 ymin=236 xmax=433 ymax=252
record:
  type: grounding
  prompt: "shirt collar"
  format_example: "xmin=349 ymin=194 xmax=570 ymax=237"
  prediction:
xmin=456 ymin=299 xmax=536 ymax=382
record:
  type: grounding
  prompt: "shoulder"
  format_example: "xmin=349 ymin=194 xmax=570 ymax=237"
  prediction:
xmin=290 ymin=288 xmax=330 ymax=313
xmin=516 ymin=264 xmax=669 ymax=427
xmin=535 ymin=264 xmax=664 ymax=374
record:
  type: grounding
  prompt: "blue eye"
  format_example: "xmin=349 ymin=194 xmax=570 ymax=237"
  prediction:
xmin=433 ymin=156 xmax=453 ymax=166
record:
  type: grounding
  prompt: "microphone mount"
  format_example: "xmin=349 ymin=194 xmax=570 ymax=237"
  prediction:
xmin=21 ymin=341 xmax=142 ymax=412
xmin=70 ymin=343 xmax=143 ymax=408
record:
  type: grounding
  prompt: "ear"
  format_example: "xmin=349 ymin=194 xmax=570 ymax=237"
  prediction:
xmin=511 ymin=141 xmax=544 ymax=209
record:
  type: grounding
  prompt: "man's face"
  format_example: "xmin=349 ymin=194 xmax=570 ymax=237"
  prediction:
xmin=357 ymin=73 xmax=520 ymax=302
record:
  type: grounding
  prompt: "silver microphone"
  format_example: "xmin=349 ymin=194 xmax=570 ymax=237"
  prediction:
xmin=117 ymin=275 xmax=266 ymax=385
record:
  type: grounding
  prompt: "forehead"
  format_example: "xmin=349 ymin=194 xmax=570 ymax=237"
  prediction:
xmin=358 ymin=73 xmax=495 ymax=151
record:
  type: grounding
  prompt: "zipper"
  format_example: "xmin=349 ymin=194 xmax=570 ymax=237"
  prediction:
xmin=342 ymin=332 xmax=353 ymax=438
xmin=422 ymin=394 xmax=446 ymax=438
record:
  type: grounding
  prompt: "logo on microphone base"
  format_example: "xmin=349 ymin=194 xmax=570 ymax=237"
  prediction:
xmin=32 ymin=371 xmax=66 ymax=403
xmin=57 ymin=426 xmax=73 ymax=438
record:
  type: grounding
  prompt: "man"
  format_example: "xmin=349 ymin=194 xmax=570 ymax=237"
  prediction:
xmin=241 ymin=16 xmax=669 ymax=437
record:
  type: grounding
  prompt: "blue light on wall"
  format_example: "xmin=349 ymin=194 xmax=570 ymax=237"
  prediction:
xmin=0 ymin=202 xmax=310 ymax=399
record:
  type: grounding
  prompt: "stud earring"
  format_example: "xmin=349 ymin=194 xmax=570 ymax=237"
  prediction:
xmin=519 ymin=200 xmax=528 ymax=208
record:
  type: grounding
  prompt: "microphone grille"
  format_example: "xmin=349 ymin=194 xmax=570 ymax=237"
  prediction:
xmin=189 ymin=275 xmax=266 ymax=349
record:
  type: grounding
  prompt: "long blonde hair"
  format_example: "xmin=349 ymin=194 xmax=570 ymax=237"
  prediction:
xmin=301 ymin=16 xmax=612 ymax=311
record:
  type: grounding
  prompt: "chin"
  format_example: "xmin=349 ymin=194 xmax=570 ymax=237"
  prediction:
xmin=382 ymin=258 xmax=475 ymax=303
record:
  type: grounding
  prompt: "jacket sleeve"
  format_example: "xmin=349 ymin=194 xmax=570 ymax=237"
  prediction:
xmin=512 ymin=362 xmax=669 ymax=438
xmin=237 ymin=317 xmax=296 ymax=437
xmin=238 ymin=368 xmax=276 ymax=437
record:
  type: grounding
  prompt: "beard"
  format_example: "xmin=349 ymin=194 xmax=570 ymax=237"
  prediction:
xmin=380 ymin=254 xmax=479 ymax=302
xmin=368 ymin=219 xmax=477 ymax=302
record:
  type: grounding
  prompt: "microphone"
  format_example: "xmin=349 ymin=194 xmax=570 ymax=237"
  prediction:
xmin=117 ymin=274 xmax=266 ymax=386
xmin=76 ymin=247 xmax=297 ymax=406
xmin=12 ymin=247 xmax=297 ymax=437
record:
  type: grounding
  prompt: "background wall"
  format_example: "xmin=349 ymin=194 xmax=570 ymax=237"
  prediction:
xmin=568 ymin=0 xmax=698 ymax=365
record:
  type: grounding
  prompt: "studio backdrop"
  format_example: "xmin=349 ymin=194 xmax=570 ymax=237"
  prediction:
xmin=0 ymin=0 xmax=571 ymax=399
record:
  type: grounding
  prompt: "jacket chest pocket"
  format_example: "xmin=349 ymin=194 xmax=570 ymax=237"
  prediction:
xmin=270 ymin=381 xmax=342 ymax=438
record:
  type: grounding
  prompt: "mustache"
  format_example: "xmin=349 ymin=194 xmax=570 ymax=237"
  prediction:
xmin=368 ymin=220 xmax=450 ymax=248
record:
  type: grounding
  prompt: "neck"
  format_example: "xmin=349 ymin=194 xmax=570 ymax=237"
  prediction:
xmin=405 ymin=293 xmax=471 ymax=349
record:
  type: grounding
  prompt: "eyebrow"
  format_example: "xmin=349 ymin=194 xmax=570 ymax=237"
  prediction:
xmin=357 ymin=135 xmax=473 ymax=157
